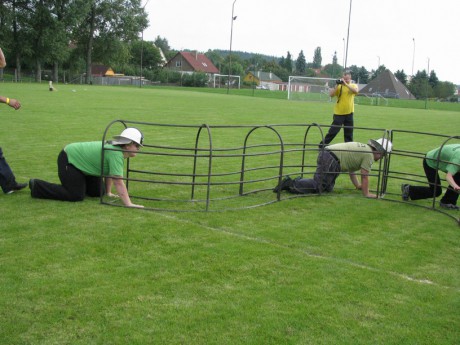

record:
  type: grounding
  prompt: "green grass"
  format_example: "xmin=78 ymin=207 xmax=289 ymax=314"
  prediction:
xmin=1 ymin=83 xmax=459 ymax=344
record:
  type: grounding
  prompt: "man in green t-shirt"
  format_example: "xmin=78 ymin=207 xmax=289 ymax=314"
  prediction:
xmin=401 ymin=144 xmax=460 ymax=210
xmin=29 ymin=128 xmax=145 ymax=208
xmin=319 ymin=70 xmax=358 ymax=148
xmin=274 ymin=138 xmax=392 ymax=198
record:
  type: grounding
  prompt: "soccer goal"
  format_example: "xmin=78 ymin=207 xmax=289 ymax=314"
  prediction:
xmin=287 ymin=76 xmax=336 ymax=102
xmin=213 ymin=74 xmax=241 ymax=89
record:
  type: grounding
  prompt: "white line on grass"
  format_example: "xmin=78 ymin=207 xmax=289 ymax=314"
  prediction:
xmin=159 ymin=213 xmax=458 ymax=292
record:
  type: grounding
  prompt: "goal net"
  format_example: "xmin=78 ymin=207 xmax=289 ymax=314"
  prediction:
xmin=213 ymin=74 xmax=241 ymax=89
xmin=287 ymin=76 xmax=336 ymax=102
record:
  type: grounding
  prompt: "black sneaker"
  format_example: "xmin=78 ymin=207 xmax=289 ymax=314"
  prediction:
xmin=401 ymin=184 xmax=410 ymax=201
xmin=5 ymin=182 xmax=27 ymax=194
xmin=12 ymin=182 xmax=27 ymax=191
xmin=273 ymin=176 xmax=293 ymax=193
xmin=439 ymin=202 xmax=459 ymax=210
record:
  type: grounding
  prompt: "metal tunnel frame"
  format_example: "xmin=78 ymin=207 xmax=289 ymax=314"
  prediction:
xmin=100 ymin=120 xmax=459 ymax=225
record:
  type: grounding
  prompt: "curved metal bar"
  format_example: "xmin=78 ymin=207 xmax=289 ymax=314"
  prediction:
xmin=374 ymin=129 xmax=392 ymax=197
xmin=238 ymin=126 xmax=284 ymax=201
xmin=191 ymin=124 xmax=213 ymax=211
xmin=301 ymin=123 xmax=324 ymax=178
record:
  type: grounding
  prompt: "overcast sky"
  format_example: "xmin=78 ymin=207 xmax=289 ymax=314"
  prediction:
xmin=144 ymin=0 xmax=460 ymax=84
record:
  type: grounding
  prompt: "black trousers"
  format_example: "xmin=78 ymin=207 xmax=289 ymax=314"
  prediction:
xmin=31 ymin=150 xmax=103 ymax=201
xmin=409 ymin=158 xmax=460 ymax=205
xmin=320 ymin=113 xmax=354 ymax=146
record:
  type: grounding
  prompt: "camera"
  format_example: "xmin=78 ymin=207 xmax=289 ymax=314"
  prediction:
xmin=335 ymin=79 xmax=343 ymax=85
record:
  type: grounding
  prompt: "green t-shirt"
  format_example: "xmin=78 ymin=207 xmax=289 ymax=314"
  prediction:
xmin=328 ymin=142 xmax=374 ymax=172
xmin=425 ymin=144 xmax=460 ymax=175
xmin=333 ymin=82 xmax=357 ymax=115
xmin=65 ymin=141 xmax=124 ymax=177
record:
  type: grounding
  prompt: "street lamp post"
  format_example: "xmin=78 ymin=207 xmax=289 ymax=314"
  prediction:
xmin=140 ymin=30 xmax=144 ymax=88
xmin=227 ymin=0 xmax=237 ymax=94
xmin=410 ymin=38 xmax=415 ymax=99
xmin=377 ymin=56 xmax=381 ymax=98
xmin=140 ymin=0 xmax=150 ymax=88
xmin=344 ymin=0 xmax=352 ymax=69
xmin=425 ymin=57 xmax=430 ymax=109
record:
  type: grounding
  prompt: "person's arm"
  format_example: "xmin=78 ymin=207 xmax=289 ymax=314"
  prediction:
xmin=329 ymin=85 xmax=337 ymax=97
xmin=349 ymin=172 xmax=361 ymax=189
xmin=446 ymin=172 xmax=460 ymax=192
xmin=360 ymin=168 xmax=377 ymax=198
xmin=112 ymin=176 xmax=144 ymax=208
xmin=0 ymin=96 xmax=21 ymax=110
xmin=105 ymin=177 xmax=118 ymax=197
xmin=0 ymin=48 xmax=6 ymax=68
xmin=344 ymin=82 xmax=358 ymax=94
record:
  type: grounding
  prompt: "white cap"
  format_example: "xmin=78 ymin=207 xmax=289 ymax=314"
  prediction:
xmin=368 ymin=138 xmax=392 ymax=154
xmin=112 ymin=127 xmax=144 ymax=146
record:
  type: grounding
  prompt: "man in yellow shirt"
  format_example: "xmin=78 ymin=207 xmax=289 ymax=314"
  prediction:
xmin=319 ymin=70 xmax=358 ymax=147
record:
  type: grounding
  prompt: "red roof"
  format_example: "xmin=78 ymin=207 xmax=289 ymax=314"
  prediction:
xmin=179 ymin=52 xmax=219 ymax=74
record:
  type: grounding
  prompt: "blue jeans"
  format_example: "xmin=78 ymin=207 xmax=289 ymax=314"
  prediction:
xmin=0 ymin=147 xmax=17 ymax=193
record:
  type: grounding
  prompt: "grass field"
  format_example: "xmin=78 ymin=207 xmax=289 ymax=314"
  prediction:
xmin=1 ymin=83 xmax=459 ymax=344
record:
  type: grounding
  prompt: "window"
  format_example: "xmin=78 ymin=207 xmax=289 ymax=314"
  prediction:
xmin=176 ymin=61 xmax=182 ymax=67
xmin=202 ymin=62 xmax=208 ymax=67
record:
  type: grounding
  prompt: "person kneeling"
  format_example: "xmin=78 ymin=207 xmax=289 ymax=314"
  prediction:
xmin=29 ymin=127 xmax=144 ymax=208
xmin=273 ymin=138 xmax=392 ymax=198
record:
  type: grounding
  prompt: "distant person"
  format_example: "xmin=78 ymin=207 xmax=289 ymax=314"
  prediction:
xmin=401 ymin=144 xmax=460 ymax=210
xmin=29 ymin=128 xmax=145 ymax=208
xmin=319 ymin=70 xmax=358 ymax=147
xmin=274 ymin=138 xmax=392 ymax=198
xmin=0 ymin=46 xmax=27 ymax=195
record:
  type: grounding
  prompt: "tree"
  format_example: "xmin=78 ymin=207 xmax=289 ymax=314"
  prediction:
xmin=0 ymin=0 xmax=33 ymax=79
xmin=246 ymin=53 xmax=266 ymax=71
xmin=221 ymin=54 xmax=244 ymax=77
xmin=73 ymin=0 xmax=148 ymax=84
xmin=295 ymin=50 xmax=306 ymax=75
xmin=408 ymin=70 xmax=432 ymax=99
xmin=312 ymin=47 xmax=322 ymax=68
xmin=433 ymin=81 xmax=456 ymax=100
xmin=48 ymin=0 xmax=90 ymax=82
xmin=323 ymin=51 xmax=342 ymax=78
xmin=205 ymin=50 xmax=225 ymax=72
xmin=347 ymin=65 xmax=360 ymax=82
xmin=428 ymin=70 xmax=439 ymax=88
xmin=154 ymin=35 xmax=171 ymax=58
xmin=394 ymin=70 xmax=408 ymax=85
xmin=129 ymin=40 xmax=163 ymax=71
xmin=284 ymin=51 xmax=293 ymax=73
xmin=357 ymin=66 xmax=369 ymax=84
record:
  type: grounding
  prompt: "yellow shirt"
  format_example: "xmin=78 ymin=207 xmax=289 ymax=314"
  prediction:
xmin=333 ymin=83 xmax=357 ymax=115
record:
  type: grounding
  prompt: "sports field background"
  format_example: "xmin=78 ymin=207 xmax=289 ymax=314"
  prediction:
xmin=0 ymin=83 xmax=459 ymax=344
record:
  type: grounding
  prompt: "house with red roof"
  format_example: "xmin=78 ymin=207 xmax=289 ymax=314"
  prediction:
xmin=164 ymin=51 xmax=220 ymax=77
